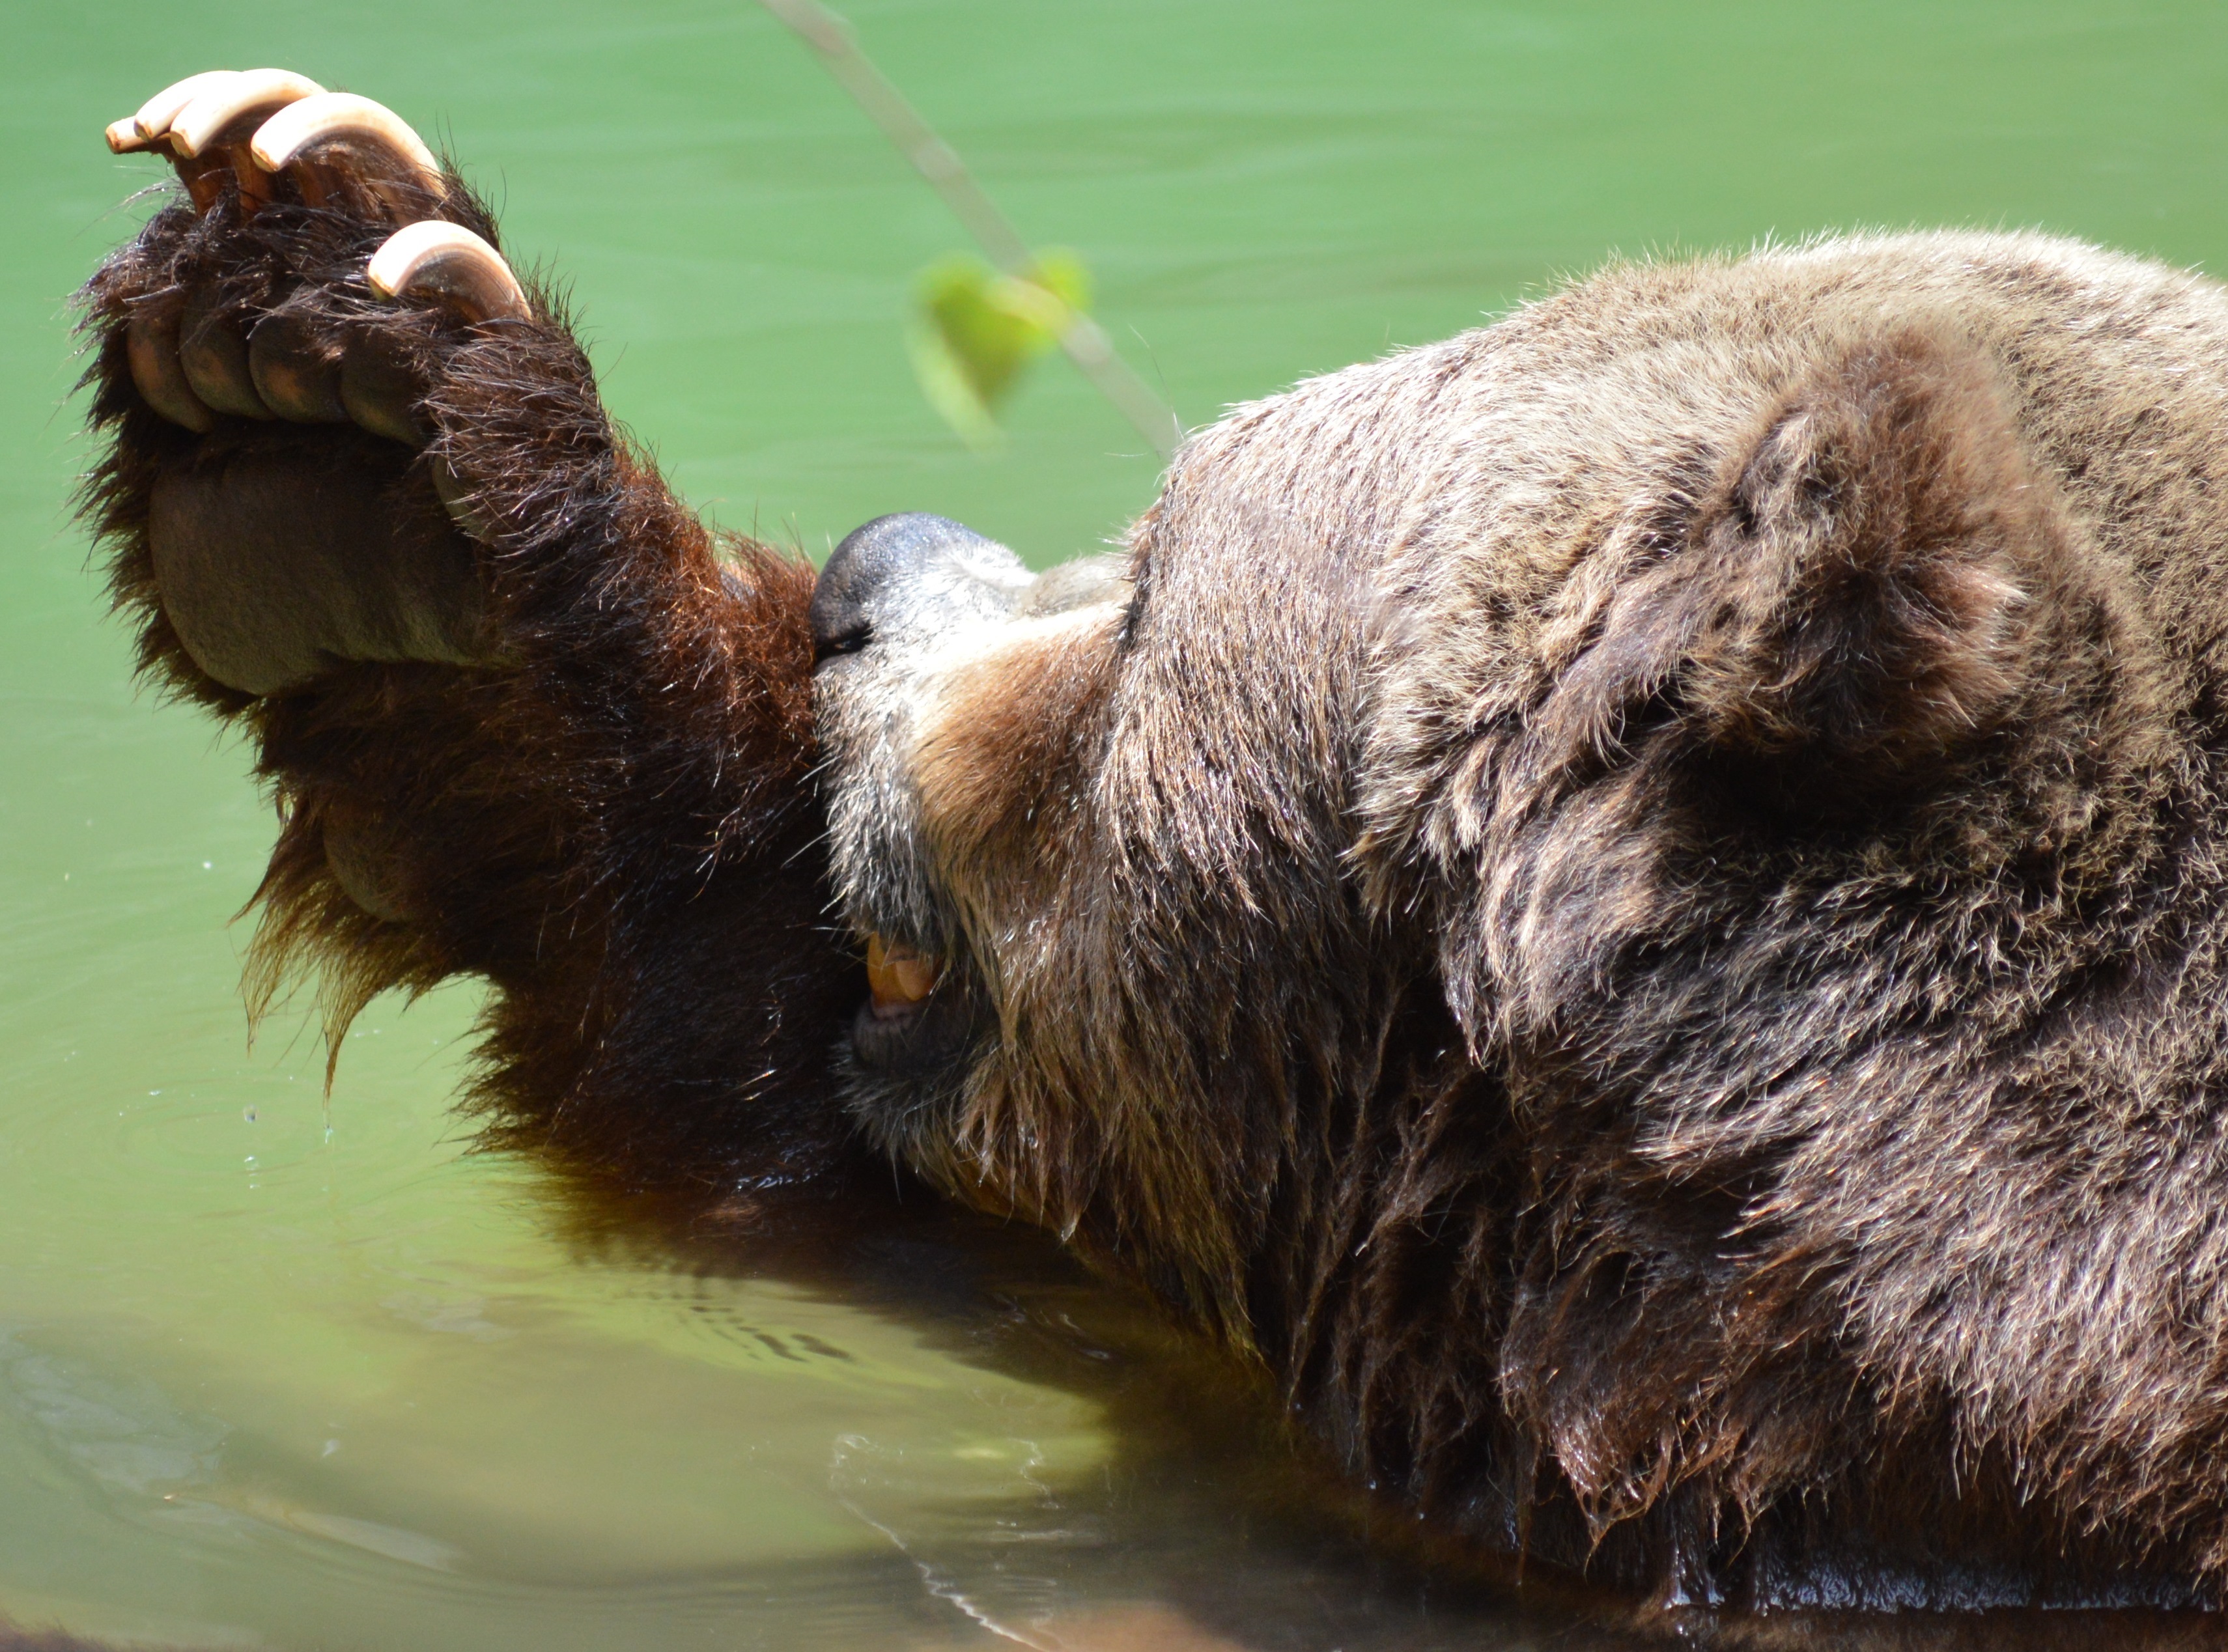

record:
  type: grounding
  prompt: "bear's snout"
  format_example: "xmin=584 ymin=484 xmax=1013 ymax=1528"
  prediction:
xmin=811 ymin=511 xmax=1032 ymax=662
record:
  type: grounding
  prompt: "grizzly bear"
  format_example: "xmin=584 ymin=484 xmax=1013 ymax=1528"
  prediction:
xmin=81 ymin=68 xmax=2228 ymax=1618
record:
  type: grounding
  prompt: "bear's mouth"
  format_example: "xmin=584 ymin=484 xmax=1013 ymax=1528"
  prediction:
xmin=866 ymin=933 xmax=940 ymax=1019
xmin=849 ymin=932 xmax=976 ymax=1073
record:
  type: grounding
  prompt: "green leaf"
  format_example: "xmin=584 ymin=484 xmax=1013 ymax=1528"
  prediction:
xmin=907 ymin=251 xmax=1093 ymax=451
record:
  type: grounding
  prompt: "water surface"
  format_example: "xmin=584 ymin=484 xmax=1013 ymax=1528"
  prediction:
xmin=5 ymin=3 xmax=2225 ymax=1645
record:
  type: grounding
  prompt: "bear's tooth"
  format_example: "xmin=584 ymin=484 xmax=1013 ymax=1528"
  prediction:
xmin=866 ymin=933 xmax=942 ymax=1013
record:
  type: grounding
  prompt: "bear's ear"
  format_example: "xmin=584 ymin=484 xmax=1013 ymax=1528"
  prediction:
xmin=1532 ymin=327 xmax=2065 ymax=804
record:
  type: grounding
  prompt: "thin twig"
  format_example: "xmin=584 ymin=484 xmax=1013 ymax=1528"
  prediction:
xmin=757 ymin=0 xmax=1184 ymax=459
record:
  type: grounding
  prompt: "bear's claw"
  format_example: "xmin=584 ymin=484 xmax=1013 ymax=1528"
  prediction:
xmin=112 ymin=69 xmax=240 ymax=152
xmin=105 ymin=117 xmax=155 ymax=155
xmin=249 ymin=92 xmax=446 ymax=207
xmin=163 ymin=68 xmax=325 ymax=159
xmin=104 ymin=68 xmax=527 ymax=434
xmin=367 ymin=221 xmax=528 ymax=324
xmin=81 ymin=67 xmax=852 ymax=1192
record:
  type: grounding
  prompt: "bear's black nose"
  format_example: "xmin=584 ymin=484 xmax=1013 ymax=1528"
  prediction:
xmin=810 ymin=512 xmax=1007 ymax=662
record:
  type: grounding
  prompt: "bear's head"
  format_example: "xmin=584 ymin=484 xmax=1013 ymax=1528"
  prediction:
xmin=809 ymin=238 xmax=2228 ymax=1593
xmin=809 ymin=262 xmax=2174 ymax=1378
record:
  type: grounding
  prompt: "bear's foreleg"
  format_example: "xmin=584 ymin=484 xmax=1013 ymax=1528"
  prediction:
xmin=78 ymin=74 xmax=859 ymax=1191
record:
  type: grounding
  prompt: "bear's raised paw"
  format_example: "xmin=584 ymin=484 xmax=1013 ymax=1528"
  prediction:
xmin=84 ymin=69 xmax=565 ymax=699
xmin=75 ymin=72 xmax=849 ymax=1183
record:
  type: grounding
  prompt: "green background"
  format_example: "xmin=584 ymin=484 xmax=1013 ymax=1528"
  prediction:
xmin=3 ymin=3 xmax=2224 ymax=1646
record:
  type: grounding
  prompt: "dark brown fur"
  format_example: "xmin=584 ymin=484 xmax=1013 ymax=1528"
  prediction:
xmin=77 ymin=164 xmax=859 ymax=1197
xmin=812 ymin=236 xmax=2228 ymax=1608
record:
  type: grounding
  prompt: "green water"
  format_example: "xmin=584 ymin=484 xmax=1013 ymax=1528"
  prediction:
xmin=5 ymin=3 xmax=2227 ymax=1646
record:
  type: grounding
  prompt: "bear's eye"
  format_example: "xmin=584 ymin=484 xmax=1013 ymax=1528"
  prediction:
xmin=813 ymin=622 xmax=872 ymax=665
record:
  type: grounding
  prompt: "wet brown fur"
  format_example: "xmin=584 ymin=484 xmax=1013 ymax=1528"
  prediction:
xmin=818 ymin=232 xmax=2228 ymax=1608
xmin=76 ymin=169 xmax=861 ymax=1196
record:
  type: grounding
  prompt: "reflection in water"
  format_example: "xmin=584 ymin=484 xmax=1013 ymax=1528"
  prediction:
xmin=0 ymin=1332 xmax=227 ymax=1499
xmin=446 ymin=1170 xmax=1607 ymax=1652
xmin=402 ymin=1173 xmax=2227 ymax=1652
xmin=0 ymin=1143 xmax=1648 ymax=1651
xmin=0 ymin=1121 xmax=1510 ymax=1649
